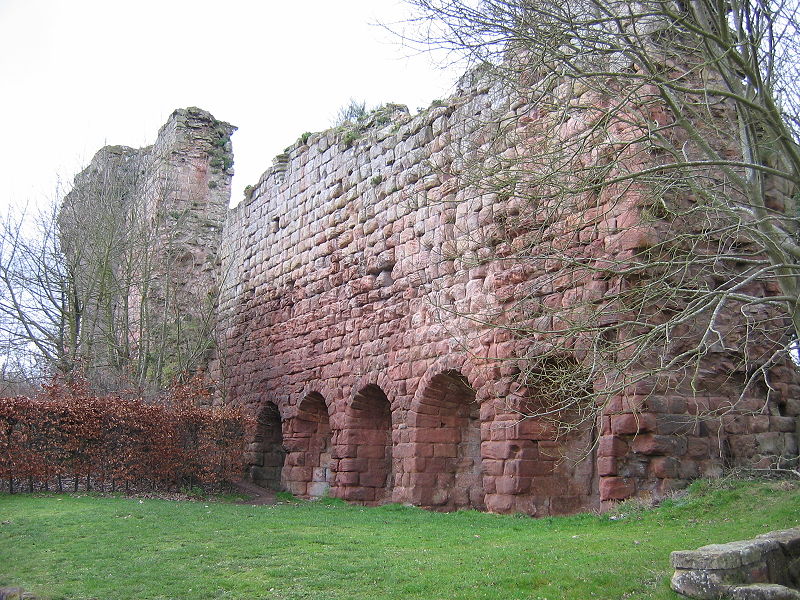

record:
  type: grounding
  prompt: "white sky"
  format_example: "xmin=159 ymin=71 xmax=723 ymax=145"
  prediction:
xmin=0 ymin=0 xmax=460 ymax=210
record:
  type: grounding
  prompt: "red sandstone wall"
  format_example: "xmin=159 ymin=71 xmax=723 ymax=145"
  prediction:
xmin=218 ymin=73 xmax=799 ymax=514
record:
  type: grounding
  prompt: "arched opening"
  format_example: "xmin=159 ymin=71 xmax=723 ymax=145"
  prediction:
xmin=248 ymin=401 xmax=285 ymax=490
xmin=336 ymin=384 xmax=393 ymax=503
xmin=410 ymin=370 xmax=483 ymax=510
xmin=293 ymin=392 xmax=333 ymax=498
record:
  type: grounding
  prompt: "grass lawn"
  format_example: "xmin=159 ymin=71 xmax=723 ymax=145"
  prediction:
xmin=1 ymin=479 xmax=798 ymax=600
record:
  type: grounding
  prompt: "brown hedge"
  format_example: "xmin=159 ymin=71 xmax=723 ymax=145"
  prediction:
xmin=0 ymin=377 xmax=251 ymax=494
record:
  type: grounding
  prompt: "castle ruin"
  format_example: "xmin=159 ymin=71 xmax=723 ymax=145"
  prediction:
xmin=67 ymin=71 xmax=800 ymax=515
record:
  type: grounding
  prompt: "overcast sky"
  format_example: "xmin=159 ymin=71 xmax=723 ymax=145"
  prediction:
xmin=0 ymin=1 xmax=459 ymax=211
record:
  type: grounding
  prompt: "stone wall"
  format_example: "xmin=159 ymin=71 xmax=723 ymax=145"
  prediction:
xmin=217 ymin=65 xmax=799 ymax=515
xmin=218 ymin=75 xmax=600 ymax=514
xmin=64 ymin=69 xmax=800 ymax=514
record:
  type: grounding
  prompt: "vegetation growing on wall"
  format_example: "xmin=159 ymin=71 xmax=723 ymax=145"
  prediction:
xmin=208 ymin=114 xmax=235 ymax=172
xmin=333 ymin=101 xmax=410 ymax=148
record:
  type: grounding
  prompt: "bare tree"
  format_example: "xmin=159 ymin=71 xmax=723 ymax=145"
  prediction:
xmin=0 ymin=152 xmax=220 ymax=394
xmin=0 ymin=199 xmax=79 ymax=381
xmin=398 ymin=0 xmax=800 ymax=437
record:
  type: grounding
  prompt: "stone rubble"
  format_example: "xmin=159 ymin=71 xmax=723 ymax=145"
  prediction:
xmin=671 ymin=528 xmax=800 ymax=599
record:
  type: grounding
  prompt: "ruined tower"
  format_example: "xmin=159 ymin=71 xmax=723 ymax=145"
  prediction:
xmin=60 ymin=107 xmax=234 ymax=392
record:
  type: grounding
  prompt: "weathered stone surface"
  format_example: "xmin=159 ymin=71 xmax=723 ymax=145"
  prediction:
xmin=212 ymin=61 xmax=799 ymax=514
xmin=61 ymin=107 xmax=234 ymax=390
xmin=729 ymin=584 xmax=800 ymax=600
xmin=672 ymin=528 xmax=800 ymax=599
xmin=70 ymin=58 xmax=799 ymax=513
xmin=671 ymin=569 xmax=738 ymax=600
xmin=760 ymin=530 xmax=800 ymax=557
xmin=672 ymin=541 xmax=779 ymax=570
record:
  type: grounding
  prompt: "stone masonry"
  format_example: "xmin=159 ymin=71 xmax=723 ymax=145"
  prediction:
xmin=217 ymin=68 xmax=800 ymax=514
xmin=69 ymin=77 xmax=800 ymax=514
xmin=218 ymin=80 xmax=603 ymax=514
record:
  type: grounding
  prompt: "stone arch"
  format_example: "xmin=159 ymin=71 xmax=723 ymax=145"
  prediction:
xmin=247 ymin=401 xmax=285 ymax=491
xmin=413 ymin=354 xmax=490 ymax=406
xmin=406 ymin=367 xmax=484 ymax=510
xmin=283 ymin=391 xmax=334 ymax=498
xmin=334 ymin=383 xmax=393 ymax=504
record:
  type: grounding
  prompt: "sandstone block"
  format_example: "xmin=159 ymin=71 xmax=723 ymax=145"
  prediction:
xmin=504 ymin=459 xmax=555 ymax=478
xmin=414 ymin=428 xmax=460 ymax=444
xmin=403 ymin=457 xmax=428 ymax=472
xmin=334 ymin=471 xmax=359 ymax=486
xmin=597 ymin=456 xmax=618 ymax=476
xmin=357 ymin=444 xmax=389 ymax=459
xmin=599 ymin=476 xmax=636 ymax=500
xmin=678 ymin=459 xmax=700 ymax=479
xmin=284 ymin=478 xmax=305 ymax=494
xmin=549 ymin=495 xmax=588 ymax=516
xmin=307 ymin=481 xmax=331 ymax=498
xmin=287 ymin=466 xmax=313 ymax=481
xmin=309 ymin=466 xmax=327 ymax=481
xmin=632 ymin=434 xmax=687 ymax=456
xmin=339 ymin=486 xmax=375 ymax=502
xmin=606 ymin=395 xmax=649 ymax=414
xmin=598 ymin=435 xmax=628 ymax=457
xmin=482 ymin=459 xmax=505 ymax=476
xmin=485 ymin=493 xmax=515 ymax=513
xmin=291 ymin=418 xmax=320 ymax=434
xmin=481 ymin=441 xmax=517 ymax=460
xmin=769 ymin=417 xmax=798 ymax=433
xmin=496 ymin=475 xmax=531 ymax=495
xmin=337 ymin=458 xmax=367 ymax=472
xmin=359 ymin=471 xmax=389 ymax=488
xmin=686 ymin=437 xmax=711 ymax=459
xmin=409 ymin=472 xmax=438 ymax=488
xmin=511 ymin=419 xmax=557 ymax=440
xmin=650 ymin=456 xmax=680 ymax=478
xmin=433 ymin=443 xmax=459 ymax=458
xmin=611 ymin=413 xmax=657 ymax=435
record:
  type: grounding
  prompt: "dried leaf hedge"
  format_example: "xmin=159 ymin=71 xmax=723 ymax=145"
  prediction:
xmin=0 ymin=376 xmax=251 ymax=494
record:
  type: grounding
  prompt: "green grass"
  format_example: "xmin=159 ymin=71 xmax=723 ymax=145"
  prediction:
xmin=1 ymin=479 xmax=798 ymax=600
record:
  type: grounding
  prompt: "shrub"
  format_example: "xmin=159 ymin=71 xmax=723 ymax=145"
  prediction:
xmin=0 ymin=375 xmax=250 ymax=494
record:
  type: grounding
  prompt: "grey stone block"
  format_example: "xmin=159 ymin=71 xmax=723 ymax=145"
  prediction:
xmin=729 ymin=583 xmax=800 ymax=600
